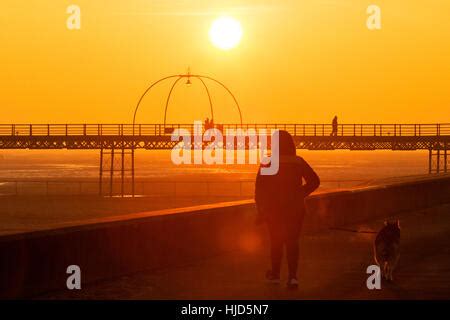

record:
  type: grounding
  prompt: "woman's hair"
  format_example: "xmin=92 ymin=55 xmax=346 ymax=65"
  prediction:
xmin=275 ymin=130 xmax=296 ymax=156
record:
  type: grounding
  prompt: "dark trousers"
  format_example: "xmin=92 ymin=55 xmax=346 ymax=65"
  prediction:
xmin=267 ymin=215 xmax=302 ymax=279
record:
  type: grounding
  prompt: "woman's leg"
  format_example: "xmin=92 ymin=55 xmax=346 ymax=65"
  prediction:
xmin=286 ymin=219 xmax=302 ymax=279
xmin=268 ymin=224 xmax=283 ymax=277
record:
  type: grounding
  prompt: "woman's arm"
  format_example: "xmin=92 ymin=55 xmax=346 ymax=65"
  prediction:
xmin=300 ymin=158 xmax=320 ymax=196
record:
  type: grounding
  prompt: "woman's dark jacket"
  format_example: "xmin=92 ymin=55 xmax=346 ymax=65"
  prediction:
xmin=255 ymin=155 xmax=320 ymax=223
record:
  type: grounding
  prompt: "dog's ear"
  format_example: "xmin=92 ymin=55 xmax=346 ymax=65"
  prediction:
xmin=384 ymin=220 xmax=388 ymax=226
xmin=397 ymin=220 xmax=401 ymax=228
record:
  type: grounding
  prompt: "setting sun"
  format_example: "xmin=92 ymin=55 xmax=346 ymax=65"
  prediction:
xmin=209 ymin=16 xmax=243 ymax=50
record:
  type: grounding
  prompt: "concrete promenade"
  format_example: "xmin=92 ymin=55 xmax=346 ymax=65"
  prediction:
xmin=40 ymin=204 xmax=450 ymax=299
xmin=1 ymin=174 xmax=450 ymax=299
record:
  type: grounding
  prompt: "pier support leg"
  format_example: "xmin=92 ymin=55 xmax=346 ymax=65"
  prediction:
xmin=428 ymin=148 xmax=447 ymax=174
xmin=97 ymin=146 xmax=134 ymax=197
xmin=437 ymin=149 xmax=441 ymax=173
xmin=121 ymin=148 xmax=125 ymax=197
xmin=429 ymin=149 xmax=432 ymax=174
xmin=445 ymin=147 xmax=448 ymax=173
xmin=99 ymin=148 xmax=103 ymax=196
xmin=110 ymin=147 xmax=115 ymax=197
xmin=131 ymin=148 xmax=135 ymax=197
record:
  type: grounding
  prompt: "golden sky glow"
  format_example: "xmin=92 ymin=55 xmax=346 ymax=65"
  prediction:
xmin=0 ymin=0 xmax=449 ymax=124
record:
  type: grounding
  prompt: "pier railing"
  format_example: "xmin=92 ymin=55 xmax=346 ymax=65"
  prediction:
xmin=1 ymin=123 xmax=450 ymax=137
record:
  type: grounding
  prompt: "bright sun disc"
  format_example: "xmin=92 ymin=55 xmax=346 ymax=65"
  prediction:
xmin=209 ymin=16 xmax=243 ymax=50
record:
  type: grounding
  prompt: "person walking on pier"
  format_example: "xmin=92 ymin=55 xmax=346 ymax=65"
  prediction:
xmin=255 ymin=130 xmax=320 ymax=289
xmin=331 ymin=116 xmax=338 ymax=136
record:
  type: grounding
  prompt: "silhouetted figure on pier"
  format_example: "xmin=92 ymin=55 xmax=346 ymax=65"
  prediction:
xmin=204 ymin=118 xmax=215 ymax=130
xmin=331 ymin=116 xmax=338 ymax=136
xmin=255 ymin=130 xmax=320 ymax=289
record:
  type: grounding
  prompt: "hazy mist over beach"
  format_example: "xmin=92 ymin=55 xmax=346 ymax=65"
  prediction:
xmin=0 ymin=149 xmax=428 ymax=182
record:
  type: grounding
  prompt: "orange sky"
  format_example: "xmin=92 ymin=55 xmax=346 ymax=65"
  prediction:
xmin=1 ymin=0 xmax=449 ymax=124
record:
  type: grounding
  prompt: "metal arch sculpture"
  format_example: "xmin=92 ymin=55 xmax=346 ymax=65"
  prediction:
xmin=132 ymin=71 xmax=243 ymax=133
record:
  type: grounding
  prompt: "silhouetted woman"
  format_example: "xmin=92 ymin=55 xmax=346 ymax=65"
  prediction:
xmin=255 ymin=130 xmax=320 ymax=288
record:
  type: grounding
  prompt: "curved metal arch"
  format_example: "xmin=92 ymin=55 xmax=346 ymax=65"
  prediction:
xmin=197 ymin=75 xmax=243 ymax=125
xmin=163 ymin=76 xmax=183 ymax=126
xmin=132 ymin=73 xmax=243 ymax=134
xmin=132 ymin=74 xmax=181 ymax=132
xmin=197 ymin=77 xmax=214 ymax=123
xmin=163 ymin=76 xmax=215 ymax=127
